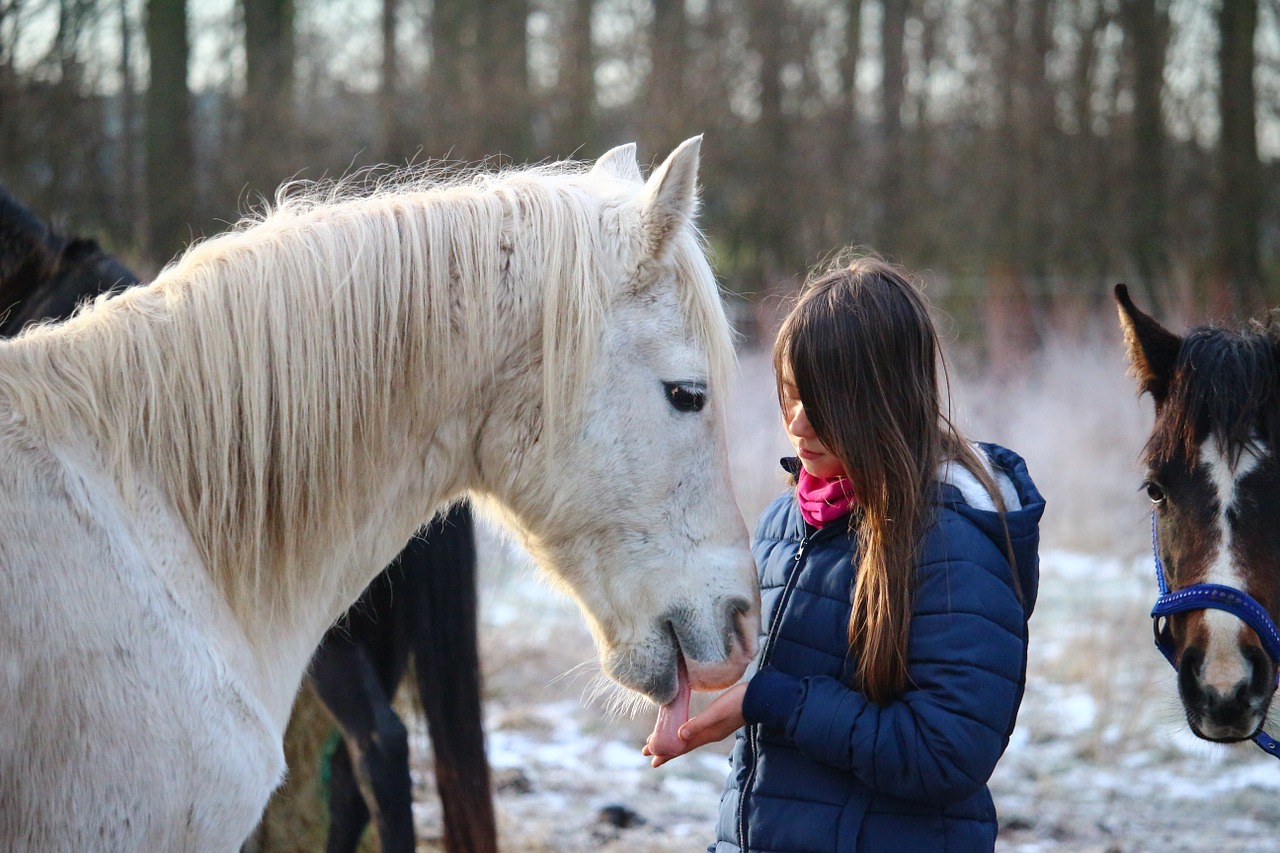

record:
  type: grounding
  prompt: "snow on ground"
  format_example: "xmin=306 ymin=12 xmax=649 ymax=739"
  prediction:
xmin=404 ymin=332 xmax=1280 ymax=851
xmin=403 ymin=543 xmax=1280 ymax=852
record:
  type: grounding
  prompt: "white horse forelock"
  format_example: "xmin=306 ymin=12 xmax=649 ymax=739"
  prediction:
xmin=0 ymin=161 xmax=734 ymax=628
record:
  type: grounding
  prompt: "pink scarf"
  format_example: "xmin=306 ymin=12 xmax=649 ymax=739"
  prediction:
xmin=796 ymin=468 xmax=858 ymax=528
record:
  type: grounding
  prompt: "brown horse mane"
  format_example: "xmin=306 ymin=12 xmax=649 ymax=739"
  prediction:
xmin=1149 ymin=317 xmax=1280 ymax=468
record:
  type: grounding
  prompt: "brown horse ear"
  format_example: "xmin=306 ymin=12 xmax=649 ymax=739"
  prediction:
xmin=1115 ymin=284 xmax=1181 ymax=405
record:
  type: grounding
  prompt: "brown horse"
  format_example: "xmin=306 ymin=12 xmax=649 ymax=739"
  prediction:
xmin=1116 ymin=283 xmax=1280 ymax=752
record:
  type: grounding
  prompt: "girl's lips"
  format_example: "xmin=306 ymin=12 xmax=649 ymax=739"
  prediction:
xmin=797 ymin=448 xmax=824 ymax=460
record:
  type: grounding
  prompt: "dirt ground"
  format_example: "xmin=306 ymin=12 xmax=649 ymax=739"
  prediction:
xmin=395 ymin=339 xmax=1280 ymax=853
xmin=384 ymin=541 xmax=1280 ymax=853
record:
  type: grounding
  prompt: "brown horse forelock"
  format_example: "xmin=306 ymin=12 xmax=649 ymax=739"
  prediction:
xmin=1148 ymin=322 xmax=1280 ymax=633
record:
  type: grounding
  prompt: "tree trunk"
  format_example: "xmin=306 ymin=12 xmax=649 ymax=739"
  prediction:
xmin=555 ymin=0 xmax=595 ymax=156
xmin=377 ymin=0 xmax=401 ymax=162
xmin=1016 ymin=0 xmax=1055 ymax=316
xmin=1214 ymin=0 xmax=1263 ymax=310
xmin=118 ymin=0 xmax=138 ymax=249
xmin=747 ymin=0 xmax=791 ymax=286
xmin=986 ymin=0 xmax=1041 ymax=371
xmin=144 ymin=0 xmax=195 ymax=263
xmin=427 ymin=0 xmax=476 ymax=159
xmin=836 ymin=0 xmax=863 ymax=232
xmin=473 ymin=0 xmax=531 ymax=161
xmin=644 ymin=0 xmax=688 ymax=157
xmin=1119 ymin=0 xmax=1170 ymax=308
xmin=241 ymin=0 xmax=295 ymax=197
xmin=878 ymin=0 xmax=907 ymax=252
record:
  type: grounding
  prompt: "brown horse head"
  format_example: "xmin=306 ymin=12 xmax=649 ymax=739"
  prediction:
xmin=1117 ymin=284 xmax=1280 ymax=742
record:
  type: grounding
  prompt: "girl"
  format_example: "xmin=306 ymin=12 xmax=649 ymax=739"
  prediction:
xmin=645 ymin=257 xmax=1044 ymax=852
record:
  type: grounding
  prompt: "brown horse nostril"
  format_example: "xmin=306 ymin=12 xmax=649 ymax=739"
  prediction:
xmin=1177 ymin=643 xmax=1277 ymax=740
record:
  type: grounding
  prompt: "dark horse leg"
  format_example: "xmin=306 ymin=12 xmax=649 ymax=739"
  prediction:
xmin=310 ymin=502 xmax=497 ymax=853
xmin=310 ymin=564 xmax=415 ymax=853
xmin=408 ymin=506 xmax=499 ymax=853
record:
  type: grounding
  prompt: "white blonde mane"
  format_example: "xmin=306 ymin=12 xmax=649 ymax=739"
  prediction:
xmin=0 ymin=161 xmax=734 ymax=620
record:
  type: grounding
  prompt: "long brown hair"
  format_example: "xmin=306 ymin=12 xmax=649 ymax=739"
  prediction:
xmin=772 ymin=256 xmax=1007 ymax=705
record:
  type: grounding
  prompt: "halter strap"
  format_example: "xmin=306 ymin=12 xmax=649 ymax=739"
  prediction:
xmin=1150 ymin=513 xmax=1280 ymax=759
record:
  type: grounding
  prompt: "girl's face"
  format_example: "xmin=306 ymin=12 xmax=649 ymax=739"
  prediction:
xmin=780 ymin=372 xmax=847 ymax=480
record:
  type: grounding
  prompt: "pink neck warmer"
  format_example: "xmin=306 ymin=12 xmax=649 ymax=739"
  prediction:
xmin=796 ymin=468 xmax=858 ymax=528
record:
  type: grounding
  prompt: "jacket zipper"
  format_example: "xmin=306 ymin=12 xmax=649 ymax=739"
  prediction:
xmin=737 ymin=529 xmax=811 ymax=852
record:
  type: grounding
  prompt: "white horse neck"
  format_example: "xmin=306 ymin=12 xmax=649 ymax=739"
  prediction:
xmin=0 ymin=171 xmax=610 ymax=666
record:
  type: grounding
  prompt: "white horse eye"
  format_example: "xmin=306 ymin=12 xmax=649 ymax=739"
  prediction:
xmin=1145 ymin=480 xmax=1167 ymax=505
xmin=664 ymin=382 xmax=707 ymax=413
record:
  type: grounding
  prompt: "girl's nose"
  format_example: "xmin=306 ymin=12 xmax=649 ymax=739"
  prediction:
xmin=789 ymin=404 xmax=815 ymax=438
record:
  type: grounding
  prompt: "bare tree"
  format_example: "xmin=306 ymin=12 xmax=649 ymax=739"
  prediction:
xmin=473 ymin=0 xmax=531 ymax=161
xmin=747 ymin=0 xmax=794 ymax=285
xmin=834 ymin=0 xmax=863 ymax=234
xmin=117 ymin=0 xmax=139 ymax=247
xmin=1119 ymin=0 xmax=1171 ymax=308
xmin=0 ymin=0 xmax=1273 ymax=316
xmin=644 ymin=0 xmax=688 ymax=157
xmin=985 ymin=0 xmax=1043 ymax=366
xmin=879 ymin=0 xmax=908 ymax=251
xmin=555 ymin=0 xmax=595 ymax=156
xmin=144 ymin=0 xmax=195 ymax=261
xmin=1214 ymin=0 xmax=1264 ymax=309
xmin=427 ymin=0 xmax=476 ymax=159
xmin=240 ymin=0 xmax=294 ymax=196
xmin=377 ymin=0 xmax=401 ymax=162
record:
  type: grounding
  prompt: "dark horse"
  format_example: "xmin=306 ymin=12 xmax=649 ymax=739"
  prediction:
xmin=0 ymin=190 xmax=137 ymax=337
xmin=0 ymin=185 xmax=498 ymax=852
xmin=1116 ymin=284 xmax=1280 ymax=749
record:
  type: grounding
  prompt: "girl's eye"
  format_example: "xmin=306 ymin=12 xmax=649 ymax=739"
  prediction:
xmin=1145 ymin=481 xmax=1167 ymax=505
xmin=664 ymin=382 xmax=707 ymax=413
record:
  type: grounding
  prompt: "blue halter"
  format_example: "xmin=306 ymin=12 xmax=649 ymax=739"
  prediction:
xmin=1149 ymin=513 xmax=1280 ymax=758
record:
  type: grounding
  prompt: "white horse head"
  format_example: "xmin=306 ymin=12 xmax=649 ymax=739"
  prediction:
xmin=0 ymin=138 xmax=758 ymax=848
xmin=471 ymin=138 xmax=760 ymax=706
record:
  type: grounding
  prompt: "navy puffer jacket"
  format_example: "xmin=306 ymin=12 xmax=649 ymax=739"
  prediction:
xmin=711 ymin=443 xmax=1044 ymax=853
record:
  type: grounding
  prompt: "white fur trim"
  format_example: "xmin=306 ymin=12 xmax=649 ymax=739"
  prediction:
xmin=937 ymin=445 xmax=1021 ymax=511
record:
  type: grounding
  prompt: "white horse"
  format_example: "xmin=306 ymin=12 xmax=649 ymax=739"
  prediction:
xmin=0 ymin=138 xmax=760 ymax=850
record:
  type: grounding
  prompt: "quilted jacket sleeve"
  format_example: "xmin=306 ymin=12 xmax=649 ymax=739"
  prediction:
xmin=742 ymin=513 xmax=1028 ymax=804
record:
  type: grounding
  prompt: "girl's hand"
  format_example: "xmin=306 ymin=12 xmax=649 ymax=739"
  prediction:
xmin=643 ymin=682 xmax=748 ymax=768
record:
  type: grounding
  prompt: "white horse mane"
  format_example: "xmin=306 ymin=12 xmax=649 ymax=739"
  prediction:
xmin=0 ymin=160 xmax=733 ymax=621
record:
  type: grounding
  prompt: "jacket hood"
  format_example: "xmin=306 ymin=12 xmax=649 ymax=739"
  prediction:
xmin=940 ymin=442 xmax=1044 ymax=618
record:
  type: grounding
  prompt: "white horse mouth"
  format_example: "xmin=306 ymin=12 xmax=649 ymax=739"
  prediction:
xmin=604 ymin=596 xmax=757 ymax=705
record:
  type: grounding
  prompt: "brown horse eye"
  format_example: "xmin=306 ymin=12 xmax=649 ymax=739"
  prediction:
xmin=1145 ymin=481 xmax=1167 ymax=505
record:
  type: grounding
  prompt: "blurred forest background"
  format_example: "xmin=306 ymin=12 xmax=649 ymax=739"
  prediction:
xmin=1 ymin=0 xmax=1278 ymax=346
xmin=4 ymin=3 xmax=1280 ymax=849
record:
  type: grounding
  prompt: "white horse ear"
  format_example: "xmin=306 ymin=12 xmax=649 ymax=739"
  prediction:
xmin=638 ymin=135 xmax=702 ymax=260
xmin=591 ymin=143 xmax=642 ymax=183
